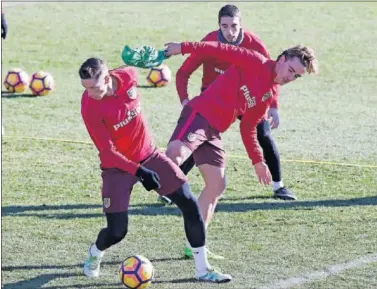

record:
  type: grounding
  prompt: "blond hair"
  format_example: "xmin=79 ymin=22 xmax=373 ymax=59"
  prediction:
xmin=278 ymin=45 xmax=318 ymax=74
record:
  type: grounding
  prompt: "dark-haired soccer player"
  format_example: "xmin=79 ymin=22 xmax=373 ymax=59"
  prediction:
xmin=164 ymin=40 xmax=318 ymax=256
xmin=79 ymin=58 xmax=231 ymax=283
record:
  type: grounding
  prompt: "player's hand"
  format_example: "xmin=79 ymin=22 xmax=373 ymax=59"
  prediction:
xmin=253 ymin=162 xmax=271 ymax=185
xmin=164 ymin=42 xmax=182 ymax=57
xmin=267 ymin=108 xmax=280 ymax=129
xmin=136 ymin=166 xmax=161 ymax=191
xmin=1 ymin=13 xmax=8 ymax=39
xmin=181 ymin=99 xmax=190 ymax=106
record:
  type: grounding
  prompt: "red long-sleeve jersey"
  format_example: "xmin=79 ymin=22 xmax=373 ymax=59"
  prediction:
xmin=176 ymin=30 xmax=279 ymax=108
xmin=181 ymin=41 xmax=279 ymax=165
xmin=81 ymin=66 xmax=155 ymax=175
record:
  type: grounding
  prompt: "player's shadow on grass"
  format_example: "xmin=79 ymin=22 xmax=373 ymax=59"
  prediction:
xmin=1 ymin=90 xmax=36 ymax=98
xmin=153 ymin=277 xmax=199 ymax=284
xmin=1 ymin=203 xmax=102 ymax=215
xmin=2 ymin=257 xmax=188 ymax=289
xmin=2 ymin=196 xmax=377 ymax=219
xmin=2 ymin=257 xmax=185 ymax=272
xmin=2 ymin=273 xmax=82 ymax=289
xmin=222 ymin=195 xmax=272 ymax=201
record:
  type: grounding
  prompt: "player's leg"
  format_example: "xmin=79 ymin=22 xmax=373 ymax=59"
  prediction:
xmin=84 ymin=212 xmax=129 ymax=277
xmin=157 ymin=139 xmax=192 ymax=205
xmin=198 ymin=165 xmax=226 ymax=228
xmin=159 ymin=106 xmax=208 ymax=205
xmin=183 ymin=143 xmax=226 ymax=260
xmin=83 ymin=168 xmax=137 ymax=278
xmin=180 ymin=154 xmax=196 ymax=175
xmin=165 ymin=105 xmax=209 ymax=166
xmin=145 ymin=150 xmax=232 ymax=283
xmin=167 ymin=184 xmax=231 ymax=282
xmin=165 ymin=139 xmax=193 ymax=166
xmin=157 ymin=155 xmax=195 ymax=205
xmin=257 ymin=119 xmax=297 ymax=200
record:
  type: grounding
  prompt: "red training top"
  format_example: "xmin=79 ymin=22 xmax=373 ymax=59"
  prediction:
xmin=81 ymin=66 xmax=155 ymax=175
xmin=181 ymin=41 xmax=279 ymax=165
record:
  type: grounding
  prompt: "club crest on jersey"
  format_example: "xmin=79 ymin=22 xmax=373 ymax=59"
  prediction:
xmin=127 ymin=86 xmax=137 ymax=99
xmin=262 ymin=91 xmax=272 ymax=102
xmin=187 ymin=132 xmax=197 ymax=142
xmin=103 ymin=198 xmax=111 ymax=208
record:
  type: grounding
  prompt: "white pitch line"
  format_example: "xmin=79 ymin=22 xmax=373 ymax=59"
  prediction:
xmin=261 ymin=253 xmax=377 ymax=289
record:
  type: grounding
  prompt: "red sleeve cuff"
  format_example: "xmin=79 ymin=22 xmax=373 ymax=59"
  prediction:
xmin=181 ymin=42 xmax=189 ymax=55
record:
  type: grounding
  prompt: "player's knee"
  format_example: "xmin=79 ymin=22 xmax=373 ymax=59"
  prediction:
xmin=109 ymin=222 xmax=128 ymax=242
xmin=205 ymin=178 xmax=226 ymax=197
xmin=217 ymin=178 xmax=227 ymax=195
xmin=166 ymin=140 xmax=191 ymax=166
xmin=200 ymin=165 xmax=227 ymax=197
xmin=106 ymin=212 xmax=129 ymax=242
xmin=167 ymin=183 xmax=198 ymax=214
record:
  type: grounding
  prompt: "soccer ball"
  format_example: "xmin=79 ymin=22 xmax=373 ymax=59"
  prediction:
xmin=3 ymin=68 xmax=29 ymax=93
xmin=146 ymin=64 xmax=171 ymax=87
xmin=29 ymin=71 xmax=55 ymax=96
xmin=119 ymin=255 xmax=154 ymax=289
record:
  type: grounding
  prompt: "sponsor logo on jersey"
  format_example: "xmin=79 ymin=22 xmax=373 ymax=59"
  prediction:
xmin=113 ymin=103 xmax=141 ymax=131
xmin=240 ymin=85 xmax=256 ymax=108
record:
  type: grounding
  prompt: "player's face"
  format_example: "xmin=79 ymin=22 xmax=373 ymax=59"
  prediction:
xmin=219 ymin=16 xmax=241 ymax=43
xmin=81 ymin=71 xmax=110 ymax=100
xmin=274 ymin=56 xmax=306 ymax=85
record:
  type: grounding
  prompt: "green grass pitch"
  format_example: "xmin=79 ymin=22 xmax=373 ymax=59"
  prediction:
xmin=1 ymin=2 xmax=377 ymax=289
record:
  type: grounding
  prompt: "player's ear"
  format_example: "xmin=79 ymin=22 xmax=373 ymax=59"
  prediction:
xmin=278 ymin=55 xmax=286 ymax=64
xmin=104 ymin=74 xmax=110 ymax=84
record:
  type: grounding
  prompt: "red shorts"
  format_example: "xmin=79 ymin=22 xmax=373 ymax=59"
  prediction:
xmin=101 ymin=149 xmax=187 ymax=213
xmin=169 ymin=105 xmax=226 ymax=168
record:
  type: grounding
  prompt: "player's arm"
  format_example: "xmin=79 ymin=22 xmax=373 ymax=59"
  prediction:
xmin=240 ymin=102 xmax=272 ymax=184
xmin=176 ymin=54 xmax=205 ymax=105
xmin=165 ymin=41 xmax=267 ymax=71
xmin=269 ymin=86 xmax=279 ymax=109
xmin=267 ymin=86 xmax=280 ymax=128
xmin=82 ymin=110 xmax=140 ymax=175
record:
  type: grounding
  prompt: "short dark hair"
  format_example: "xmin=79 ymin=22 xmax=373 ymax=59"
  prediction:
xmin=277 ymin=45 xmax=319 ymax=74
xmin=79 ymin=57 xmax=106 ymax=80
xmin=218 ymin=4 xmax=241 ymax=23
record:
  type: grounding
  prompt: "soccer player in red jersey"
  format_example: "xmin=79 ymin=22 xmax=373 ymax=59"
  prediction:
xmin=175 ymin=5 xmax=296 ymax=202
xmin=158 ymin=4 xmax=302 ymax=259
xmin=164 ymin=40 xmax=318 ymax=257
xmin=79 ymin=58 xmax=231 ymax=283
